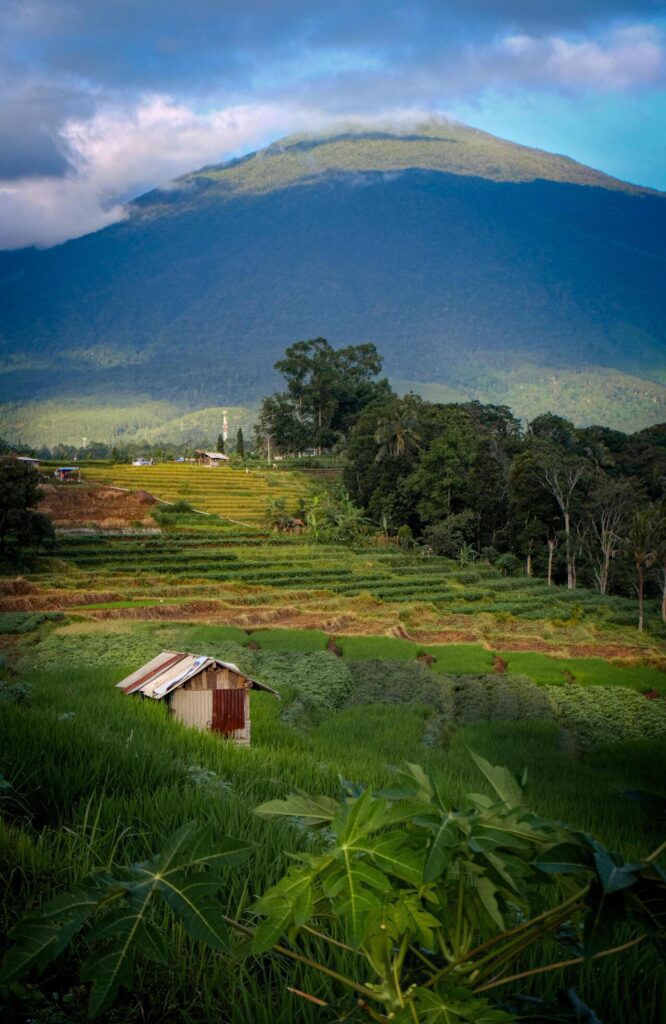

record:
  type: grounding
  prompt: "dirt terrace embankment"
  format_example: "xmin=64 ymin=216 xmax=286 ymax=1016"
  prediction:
xmin=39 ymin=484 xmax=157 ymax=528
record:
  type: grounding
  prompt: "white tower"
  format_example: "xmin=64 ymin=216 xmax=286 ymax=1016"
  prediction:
xmin=222 ymin=409 xmax=228 ymax=442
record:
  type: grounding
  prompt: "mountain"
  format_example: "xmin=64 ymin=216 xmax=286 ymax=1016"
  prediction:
xmin=1 ymin=120 xmax=665 ymax=444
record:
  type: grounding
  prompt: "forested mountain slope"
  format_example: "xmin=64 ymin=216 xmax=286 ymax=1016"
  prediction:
xmin=1 ymin=121 xmax=664 ymax=439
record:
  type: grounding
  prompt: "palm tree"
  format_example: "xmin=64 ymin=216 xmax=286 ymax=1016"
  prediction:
xmin=374 ymin=410 xmax=421 ymax=461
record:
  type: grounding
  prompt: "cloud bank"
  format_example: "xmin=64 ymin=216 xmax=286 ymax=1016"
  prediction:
xmin=1 ymin=2 xmax=665 ymax=248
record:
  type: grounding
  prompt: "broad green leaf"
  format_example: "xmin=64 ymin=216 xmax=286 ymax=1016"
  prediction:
xmin=81 ymin=944 xmax=136 ymax=1018
xmin=475 ymin=877 xmax=505 ymax=931
xmin=1 ymin=885 xmax=102 ymax=984
xmin=324 ymin=857 xmax=390 ymax=946
xmin=254 ymin=792 xmax=339 ymax=828
xmin=251 ymin=899 xmax=293 ymax=953
xmin=424 ymin=820 xmax=457 ymax=883
xmin=159 ymin=877 xmax=230 ymax=952
xmin=405 ymin=763 xmax=434 ymax=801
xmin=474 ymin=827 xmax=531 ymax=851
xmin=364 ymin=831 xmax=425 ymax=886
xmin=469 ymin=751 xmax=524 ymax=808
xmin=138 ymin=919 xmax=168 ymax=964
xmin=335 ymin=788 xmax=392 ymax=845
xmin=394 ymin=984 xmax=513 ymax=1023
xmin=592 ymin=845 xmax=644 ymax=893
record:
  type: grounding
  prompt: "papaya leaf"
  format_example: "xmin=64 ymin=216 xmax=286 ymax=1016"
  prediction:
xmin=251 ymin=899 xmax=293 ymax=954
xmin=158 ymin=875 xmax=230 ymax=952
xmin=468 ymin=751 xmax=524 ymax=808
xmin=475 ymin=877 xmax=506 ymax=931
xmin=1 ymin=884 xmax=102 ymax=984
xmin=423 ymin=820 xmax=457 ymax=883
xmin=395 ymin=984 xmax=513 ymax=1022
xmin=323 ymin=858 xmax=390 ymax=946
xmin=591 ymin=843 xmax=644 ymax=893
xmin=363 ymin=830 xmax=425 ymax=886
xmin=81 ymin=944 xmax=136 ymax=1019
xmin=254 ymin=792 xmax=339 ymax=828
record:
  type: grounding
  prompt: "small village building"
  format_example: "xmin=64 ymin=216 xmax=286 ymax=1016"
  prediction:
xmin=12 ymin=455 xmax=41 ymax=467
xmin=132 ymin=458 xmax=153 ymax=466
xmin=116 ymin=651 xmax=279 ymax=745
xmin=195 ymin=450 xmax=230 ymax=466
xmin=54 ymin=466 xmax=81 ymax=482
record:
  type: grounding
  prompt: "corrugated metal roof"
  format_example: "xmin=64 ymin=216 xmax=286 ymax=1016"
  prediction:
xmin=116 ymin=651 xmax=279 ymax=699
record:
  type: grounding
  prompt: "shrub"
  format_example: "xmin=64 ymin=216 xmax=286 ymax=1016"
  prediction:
xmin=0 ymin=612 xmax=62 ymax=635
xmin=545 ymin=686 xmax=666 ymax=747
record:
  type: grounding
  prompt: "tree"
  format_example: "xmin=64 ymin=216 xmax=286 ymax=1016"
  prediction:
xmin=534 ymin=446 xmax=588 ymax=589
xmin=262 ymin=338 xmax=390 ymax=454
xmin=374 ymin=406 xmax=421 ymax=460
xmin=236 ymin=428 xmax=245 ymax=459
xmin=625 ymin=504 xmax=662 ymax=631
xmin=508 ymin=452 xmax=560 ymax=581
xmin=216 ymin=433 xmax=225 ymax=454
xmin=585 ymin=475 xmax=635 ymax=595
xmin=0 ymin=460 xmax=54 ymax=558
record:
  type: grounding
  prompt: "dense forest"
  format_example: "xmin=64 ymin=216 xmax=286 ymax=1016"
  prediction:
xmin=259 ymin=340 xmax=666 ymax=615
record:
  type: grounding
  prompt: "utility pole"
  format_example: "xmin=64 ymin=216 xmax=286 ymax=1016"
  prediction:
xmin=266 ymin=434 xmax=275 ymax=467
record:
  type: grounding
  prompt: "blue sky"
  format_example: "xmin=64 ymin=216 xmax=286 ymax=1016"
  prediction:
xmin=1 ymin=1 xmax=665 ymax=248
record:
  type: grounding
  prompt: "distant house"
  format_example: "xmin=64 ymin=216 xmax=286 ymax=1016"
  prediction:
xmin=14 ymin=456 xmax=40 ymax=467
xmin=54 ymin=466 xmax=81 ymax=482
xmin=132 ymin=458 xmax=153 ymax=466
xmin=195 ymin=450 xmax=230 ymax=466
xmin=116 ymin=651 xmax=279 ymax=745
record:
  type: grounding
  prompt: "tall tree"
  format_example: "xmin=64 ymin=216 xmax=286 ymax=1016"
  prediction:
xmin=534 ymin=446 xmax=588 ymax=590
xmin=0 ymin=460 xmax=54 ymax=558
xmin=585 ymin=475 xmax=635 ymax=595
xmin=216 ymin=433 xmax=225 ymax=454
xmin=508 ymin=451 xmax=561 ymax=581
xmin=264 ymin=338 xmax=390 ymax=455
xmin=236 ymin=428 xmax=245 ymax=459
xmin=625 ymin=505 xmax=661 ymax=632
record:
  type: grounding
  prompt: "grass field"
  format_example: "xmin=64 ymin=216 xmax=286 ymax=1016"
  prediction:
xmin=1 ymin=614 xmax=665 ymax=1023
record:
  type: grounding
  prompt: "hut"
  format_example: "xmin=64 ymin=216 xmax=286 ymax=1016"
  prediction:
xmin=54 ymin=466 xmax=81 ymax=482
xmin=116 ymin=651 xmax=279 ymax=745
xmin=195 ymin=450 xmax=230 ymax=466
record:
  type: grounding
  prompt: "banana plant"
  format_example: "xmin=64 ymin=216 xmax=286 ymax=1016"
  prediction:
xmin=2 ymin=756 xmax=664 ymax=1021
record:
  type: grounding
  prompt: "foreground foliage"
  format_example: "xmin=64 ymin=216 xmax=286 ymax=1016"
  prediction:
xmin=3 ymin=755 xmax=664 ymax=1022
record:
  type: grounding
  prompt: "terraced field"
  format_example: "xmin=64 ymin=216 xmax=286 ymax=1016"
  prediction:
xmin=87 ymin=463 xmax=312 ymax=523
xmin=52 ymin=529 xmax=654 ymax=630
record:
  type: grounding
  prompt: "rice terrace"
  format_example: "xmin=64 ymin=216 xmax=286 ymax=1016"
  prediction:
xmin=1 ymin=5 xmax=666 ymax=1021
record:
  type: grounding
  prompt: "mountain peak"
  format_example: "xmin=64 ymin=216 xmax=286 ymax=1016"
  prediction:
xmin=172 ymin=118 xmax=652 ymax=200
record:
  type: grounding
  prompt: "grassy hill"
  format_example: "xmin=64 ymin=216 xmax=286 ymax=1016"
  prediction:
xmin=1 ymin=119 xmax=665 ymax=439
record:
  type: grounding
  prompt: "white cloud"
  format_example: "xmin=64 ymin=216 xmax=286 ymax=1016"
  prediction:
xmin=500 ymin=25 xmax=665 ymax=91
xmin=0 ymin=96 xmax=325 ymax=249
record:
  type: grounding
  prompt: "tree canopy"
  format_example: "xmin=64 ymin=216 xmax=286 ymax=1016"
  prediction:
xmin=259 ymin=338 xmax=391 ymax=454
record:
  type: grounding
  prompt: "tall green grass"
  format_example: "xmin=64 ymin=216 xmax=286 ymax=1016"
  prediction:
xmin=2 ymin=636 xmax=664 ymax=1021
